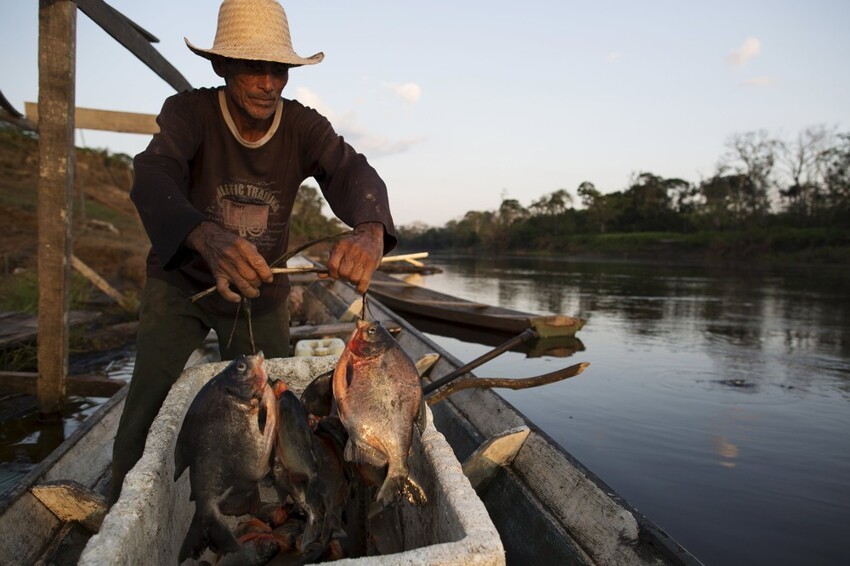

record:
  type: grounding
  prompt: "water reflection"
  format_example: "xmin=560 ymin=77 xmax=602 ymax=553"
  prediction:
xmin=415 ymin=254 xmax=850 ymax=565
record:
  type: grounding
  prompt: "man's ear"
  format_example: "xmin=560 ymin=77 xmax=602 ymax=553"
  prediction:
xmin=211 ymin=56 xmax=226 ymax=79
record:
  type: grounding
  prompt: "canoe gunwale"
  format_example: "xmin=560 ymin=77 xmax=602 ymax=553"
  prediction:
xmin=0 ymin=385 xmax=128 ymax=516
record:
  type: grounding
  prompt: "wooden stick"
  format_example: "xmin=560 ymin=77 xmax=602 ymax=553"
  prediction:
xmin=71 ymin=255 xmax=135 ymax=311
xmin=380 ymin=252 xmax=429 ymax=263
xmin=422 ymin=328 xmax=538 ymax=394
xmin=426 ymin=362 xmax=590 ymax=405
xmin=191 ymin=250 xmax=418 ymax=303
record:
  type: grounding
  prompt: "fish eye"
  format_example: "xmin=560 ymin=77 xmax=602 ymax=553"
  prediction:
xmin=367 ymin=326 xmax=376 ymax=335
xmin=237 ymin=362 xmax=247 ymax=372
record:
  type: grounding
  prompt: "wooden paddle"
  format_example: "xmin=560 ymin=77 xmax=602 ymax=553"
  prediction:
xmin=421 ymin=328 xmax=538 ymax=394
xmin=425 ymin=362 xmax=589 ymax=405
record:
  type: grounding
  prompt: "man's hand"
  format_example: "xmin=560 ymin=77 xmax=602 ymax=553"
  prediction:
xmin=185 ymin=221 xmax=273 ymax=303
xmin=323 ymin=222 xmax=385 ymax=294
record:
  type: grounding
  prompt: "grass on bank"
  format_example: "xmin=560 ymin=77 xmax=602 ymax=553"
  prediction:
xmin=0 ymin=270 xmax=135 ymax=372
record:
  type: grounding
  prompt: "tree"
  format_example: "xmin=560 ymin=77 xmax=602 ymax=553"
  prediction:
xmin=777 ymin=125 xmax=835 ymax=223
xmin=822 ymin=132 xmax=850 ymax=224
xmin=529 ymin=189 xmax=573 ymax=216
xmin=619 ymin=172 xmax=687 ymax=231
xmin=290 ymin=184 xmax=344 ymax=243
xmin=577 ymin=181 xmax=613 ymax=233
xmin=718 ymin=131 xmax=779 ymax=221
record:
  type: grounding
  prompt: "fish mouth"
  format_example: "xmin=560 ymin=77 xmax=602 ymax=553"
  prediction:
xmin=250 ymin=351 xmax=268 ymax=390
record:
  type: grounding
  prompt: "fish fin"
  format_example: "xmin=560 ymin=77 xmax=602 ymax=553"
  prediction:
xmin=300 ymin=514 xmax=321 ymax=551
xmin=173 ymin=426 xmax=191 ymax=480
xmin=415 ymin=398 xmax=427 ymax=435
xmin=375 ymin=474 xmax=428 ymax=508
xmin=178 ymin=512 xmax=240 ymax=562
xmin=344 ymin=439 xmax=386 ymax=467
xmin=258 ymin=402 xmax=268 ymax=433
xmin=173 ymin=449 xmax=188 ymax=481
xmin=345 ymin=360 xmax=355 ymax=387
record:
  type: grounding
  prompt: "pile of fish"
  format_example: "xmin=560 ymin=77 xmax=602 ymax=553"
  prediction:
xmin=173 ymin=319 xmax=428 ymax=564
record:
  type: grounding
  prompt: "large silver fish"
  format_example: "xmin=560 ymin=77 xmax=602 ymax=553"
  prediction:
xmin=174 ymin=352 xmax=278 ymax=562
xmin=332 ymin=320 xmax=427 ymax=507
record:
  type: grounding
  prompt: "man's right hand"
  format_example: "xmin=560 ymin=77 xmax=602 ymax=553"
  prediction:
xmin=184 ymin=222 xmax=273 ymax=303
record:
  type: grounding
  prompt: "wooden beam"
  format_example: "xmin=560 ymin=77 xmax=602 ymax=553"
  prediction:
xmin=37 ymin=0 xmax=77 ymax=415
xmin=25 ymin=102 xmax=158 ymax=135
xmin=71 ymin=255 xmax=135 ymax=311
xmin=75 ymin=0 xmax=191 ymax=92
xmin=462 ymin=426 xmax=531 ymax=492
xmin=31 ymin=480 xmax=107 ymax=533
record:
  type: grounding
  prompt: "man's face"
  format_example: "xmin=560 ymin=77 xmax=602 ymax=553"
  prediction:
xmin=217 ymin=58 xmax=290 ymax=122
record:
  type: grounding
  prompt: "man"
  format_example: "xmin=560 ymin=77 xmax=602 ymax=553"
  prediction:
xmin=109 ymin=0 xmax=396 ymax=505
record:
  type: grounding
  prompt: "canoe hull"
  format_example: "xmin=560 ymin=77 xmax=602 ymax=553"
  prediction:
xmin=327 ymin=280 xmax=700 ymax=565
xmin=368 ymin=272 xmax=585 ymax=338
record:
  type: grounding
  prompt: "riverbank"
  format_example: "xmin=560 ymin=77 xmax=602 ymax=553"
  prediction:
xmin=398 ymin=227 xmax=850 ymax=272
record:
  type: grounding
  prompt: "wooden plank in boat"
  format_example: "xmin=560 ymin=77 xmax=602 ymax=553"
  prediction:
xmin=0 ymin=372 xmax=126 ymax=398
xmin=0 ymin=311 xmax=101 ymax=349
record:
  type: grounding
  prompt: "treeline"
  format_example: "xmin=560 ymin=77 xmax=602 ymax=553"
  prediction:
xmin=398 ymin=127 xmax=850 ymax=254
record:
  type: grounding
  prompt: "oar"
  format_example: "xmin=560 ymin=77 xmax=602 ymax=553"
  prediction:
xmin=425 ymin=362 xmax=589 ymax=405
xmin=421 ymin=328 xmax=538 ymax=395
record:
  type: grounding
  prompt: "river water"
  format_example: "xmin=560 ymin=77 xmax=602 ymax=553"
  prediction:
xmin=406 ymin=255 xmax=849 ymax=566
xmin=2 ymin=255 xmax=847 ymax=564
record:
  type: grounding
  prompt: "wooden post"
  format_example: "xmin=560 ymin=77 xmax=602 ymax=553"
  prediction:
xmin=36 ymin=0 xmax=76 ymax=417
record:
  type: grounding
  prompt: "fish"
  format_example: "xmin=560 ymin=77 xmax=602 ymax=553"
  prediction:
xmin=173 ymin=352 xmax=279 ymax=562
xmin=310 ymin=416 xmax=350 ymax=546
xmin=271 ymin=385 xmax=323 ymax=550
xmin=300 ymin=370 xmax=333 ymax=417
xmin=332 ymin=319 xmax=427 ymax=507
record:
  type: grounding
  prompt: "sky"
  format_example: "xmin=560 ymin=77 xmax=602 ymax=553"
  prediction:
xmin=2 ymin=1 xmax=849 ymax=227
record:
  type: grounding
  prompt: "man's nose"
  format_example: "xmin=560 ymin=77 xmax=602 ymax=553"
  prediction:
xmin=257 ymin=73 xmax=274 ymax=91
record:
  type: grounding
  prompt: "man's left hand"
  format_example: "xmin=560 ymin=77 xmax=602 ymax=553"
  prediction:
xmin=323 ymin=222 xmax=385 ymax=294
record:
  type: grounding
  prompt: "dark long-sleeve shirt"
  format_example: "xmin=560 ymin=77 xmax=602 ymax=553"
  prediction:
xmin=131 ymin=87 xmax=396 ymax=315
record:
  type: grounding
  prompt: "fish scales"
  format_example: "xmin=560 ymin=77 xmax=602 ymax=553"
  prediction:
xmin=333 ymin=319 xmax=427 ymax=508
xmin=174 ymin=352 xmax=278 ymax=562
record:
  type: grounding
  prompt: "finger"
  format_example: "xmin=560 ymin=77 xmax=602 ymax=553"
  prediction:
xmin=219 ymin=263 xmax=262 ymax=299
xmin=238 ymin=241 xmax=273 ymax=283
xmin=216 ymin=276 xmax=241 ymax=303
xmin=354 ymin=262 xmax=377 ymax=294
xmin=232 ymin=275 xmax=261 ymax=299
xmin=326 ymin=245 xmax=343 ymax=280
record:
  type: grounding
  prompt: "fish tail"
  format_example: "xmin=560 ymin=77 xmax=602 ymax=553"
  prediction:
xmin=376 ymin=474 xmax=428 ymax=507
xmin=178 ymin=513 xmax=240 ymax=562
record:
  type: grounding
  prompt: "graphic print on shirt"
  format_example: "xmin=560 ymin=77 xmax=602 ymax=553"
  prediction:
xmin=208 ymin=182 xmax=286 ymax=252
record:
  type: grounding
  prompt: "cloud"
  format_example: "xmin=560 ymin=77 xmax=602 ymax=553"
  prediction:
xmin=606 ymin=51 xmax=622 ymax=63
xmin=741 ymin=76 xmax=775 ymax=87
xmin=295 ymin=87 xmax=336 ymax=120
xmin=295 ymin=86 xmax=423 ymax=157
xmin=384 ymin=82 xmax=421 ymax=103
xmin=728 ymin=37 xmax=761 ymax=67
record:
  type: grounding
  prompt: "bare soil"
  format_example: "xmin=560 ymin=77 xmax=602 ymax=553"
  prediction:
xmin=0 ymin=125 xmax=149 ymax=367
xmin=0 ymin=126 xmax=148 ymax=290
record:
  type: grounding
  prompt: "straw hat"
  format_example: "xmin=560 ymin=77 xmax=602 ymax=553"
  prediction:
xmin=185 ymin=0 xmax=324 ymax=66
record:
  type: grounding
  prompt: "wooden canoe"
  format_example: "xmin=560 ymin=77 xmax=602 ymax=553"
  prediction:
xmin=367 ymin=271 xmax=586 ymax=339
xmin=310 ymin=279 xmax=701 ymax=565
xmin=0 ymin=277 xmax=699 ymax=565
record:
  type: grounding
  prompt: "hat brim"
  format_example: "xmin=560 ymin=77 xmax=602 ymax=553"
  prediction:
xmin=185 ymin=37 xmax=324 ymax=67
